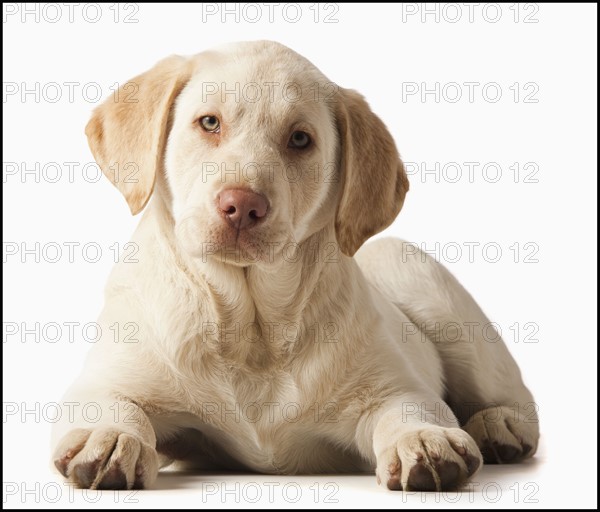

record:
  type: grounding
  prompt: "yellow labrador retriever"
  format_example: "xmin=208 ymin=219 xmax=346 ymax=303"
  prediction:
xmin=52 ymin=41 xmax=539 ymax=491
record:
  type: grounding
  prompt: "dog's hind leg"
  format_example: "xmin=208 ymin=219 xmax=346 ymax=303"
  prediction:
xmin=355 ymin=238 xmax=540 ymax=463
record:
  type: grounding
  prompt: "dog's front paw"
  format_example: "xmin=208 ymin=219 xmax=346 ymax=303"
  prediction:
xmin=376 ymin=426 xmax=482 ymax=491
xmin=53 ymin=428 xmax=158 ymax=489
xmin=463 ymin=406 xmax=539 ymax=463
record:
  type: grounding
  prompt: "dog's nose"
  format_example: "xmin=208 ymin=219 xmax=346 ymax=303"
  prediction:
xmin=218 ymin=189 xmax=269 ymax=229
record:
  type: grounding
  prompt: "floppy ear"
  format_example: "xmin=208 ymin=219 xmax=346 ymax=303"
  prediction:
xmin=334 ymin=88 xmax=409 ymax=256
xmin=85 ymin=55 xmax=193 ymax=215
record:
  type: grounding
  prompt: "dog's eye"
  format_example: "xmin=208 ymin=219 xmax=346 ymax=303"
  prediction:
xmin=200 ymin=115 xmax=220 ymax=133
xmin=288 ymin=131 xmax=311 ymax=149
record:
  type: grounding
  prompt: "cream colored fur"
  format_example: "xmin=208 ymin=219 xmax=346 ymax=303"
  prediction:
xmin=52 ymin=41 xmax=538 ymax=492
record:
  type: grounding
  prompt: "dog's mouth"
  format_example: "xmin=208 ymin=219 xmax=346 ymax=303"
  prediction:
xmin=176 ymin=213 xmax=293 ymax=267
xmin=204 ymin=239 xmax=273 ymax=266
xmin=176 ymin=218 xmax=287 ymax=267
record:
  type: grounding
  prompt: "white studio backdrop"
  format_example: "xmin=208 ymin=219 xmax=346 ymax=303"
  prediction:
xmin=2 ymin=2 xmax=597 ymax=509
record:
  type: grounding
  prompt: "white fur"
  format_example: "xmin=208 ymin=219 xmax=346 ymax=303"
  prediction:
xmin=52 ymin=41 xmax=538 ymax=491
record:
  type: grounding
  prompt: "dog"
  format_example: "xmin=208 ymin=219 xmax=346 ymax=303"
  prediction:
xmin=52 ymin=40 xmax=539 ymax=491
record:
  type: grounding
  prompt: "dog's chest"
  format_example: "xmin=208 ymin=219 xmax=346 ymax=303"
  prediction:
xmin=153 ymin=350 xmax=368 ymax=473
xmin=199 ymin=367 xmax=323 ymax=471
xmin=221 ymin=367 xmax=302 ymax=430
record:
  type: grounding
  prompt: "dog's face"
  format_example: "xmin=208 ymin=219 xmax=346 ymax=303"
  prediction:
xmin=86 ymin=41 xmax=409 ymax=264
xmin=166 ymin=44 xmax=339 ymax=265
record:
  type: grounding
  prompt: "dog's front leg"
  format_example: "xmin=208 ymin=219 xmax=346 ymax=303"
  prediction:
xmin=359 ymin=394 xmax=483 ymax=491
xmin=51 ymin=396 xmax=159 ymax=490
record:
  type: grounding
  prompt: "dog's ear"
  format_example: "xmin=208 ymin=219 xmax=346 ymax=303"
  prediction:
xmin=85 ymin=55 xmax=192 ymax=215
xmin=334 ymin=88 xmax=409 ymax=256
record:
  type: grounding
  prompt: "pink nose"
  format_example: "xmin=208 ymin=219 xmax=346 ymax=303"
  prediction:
xmin=217 ymin=189 xmax=269 ymax=229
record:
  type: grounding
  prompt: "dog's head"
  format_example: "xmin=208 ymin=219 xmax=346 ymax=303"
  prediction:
xmin=86 ymin=41 xmax=408 ymax=265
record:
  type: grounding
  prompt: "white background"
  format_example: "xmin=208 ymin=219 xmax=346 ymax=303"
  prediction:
xmin=2 ymin=2 xmax=597 ymax=509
